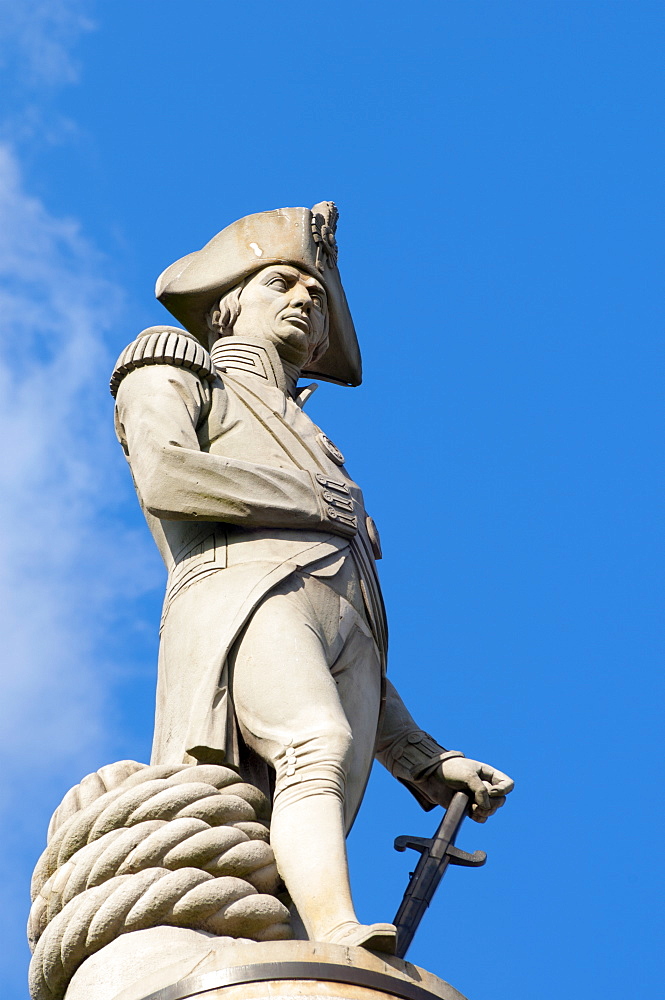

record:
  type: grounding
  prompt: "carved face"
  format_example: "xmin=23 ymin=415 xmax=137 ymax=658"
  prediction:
xmin=231 ymin=264 xmax=329 ymax=367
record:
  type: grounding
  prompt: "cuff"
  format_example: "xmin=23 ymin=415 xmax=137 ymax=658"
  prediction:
xmin=384 ymin=730 xmax=465 ymax=781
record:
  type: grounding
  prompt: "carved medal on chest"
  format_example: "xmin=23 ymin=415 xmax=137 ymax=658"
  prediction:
xmin=317 ymin=431 xmax=345 ymax=466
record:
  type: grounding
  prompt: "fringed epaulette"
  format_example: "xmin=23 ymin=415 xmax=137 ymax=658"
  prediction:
xmin=110 ymin=326 xmax=216 ymax=398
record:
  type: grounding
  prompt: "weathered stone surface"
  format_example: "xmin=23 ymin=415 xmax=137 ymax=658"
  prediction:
xmin=65 ymin=934 xmax=469 ymax=1000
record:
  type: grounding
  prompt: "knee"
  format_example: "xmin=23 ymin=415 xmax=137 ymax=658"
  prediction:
xmin=272 ymin=725 xmax=354 ymax=807
xmin=313 ymin=722 xmax=354 ymax=765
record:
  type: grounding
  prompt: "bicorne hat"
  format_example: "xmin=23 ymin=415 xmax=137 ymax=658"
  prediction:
xmin=155 ymin=202 xmax=361 ymax=386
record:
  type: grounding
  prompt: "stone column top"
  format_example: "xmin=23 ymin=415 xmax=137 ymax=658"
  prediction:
xmin=66 ymin=931 xmax=469 ymax=1000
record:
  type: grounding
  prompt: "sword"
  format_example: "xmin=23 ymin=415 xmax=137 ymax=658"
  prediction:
xmin=393 ymin=791 xmax=487 ymax=958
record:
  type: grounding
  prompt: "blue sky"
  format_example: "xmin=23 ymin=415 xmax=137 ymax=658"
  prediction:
xmin=0 ymin=2 xmax=663 ymax=997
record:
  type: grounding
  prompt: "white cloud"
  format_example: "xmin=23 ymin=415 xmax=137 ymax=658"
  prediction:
xmin=0 ymin=141 xmax=159 ymax=791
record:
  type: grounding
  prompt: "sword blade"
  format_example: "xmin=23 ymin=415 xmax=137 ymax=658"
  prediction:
xmin=393 ymin=791 xmax=471 ymax=959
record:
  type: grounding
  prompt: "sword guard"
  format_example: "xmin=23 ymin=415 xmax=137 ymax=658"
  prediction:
xmin=446 ymin=845 xmax=487 ymax=867
xmin=394 ymin=836 xmax=486 ymax=867
xmin=394 ymin=835 xmax=431 ymax=855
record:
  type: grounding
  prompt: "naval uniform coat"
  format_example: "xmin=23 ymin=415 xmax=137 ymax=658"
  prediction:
xmin=113 ymin=334 xmax=387 ymax=779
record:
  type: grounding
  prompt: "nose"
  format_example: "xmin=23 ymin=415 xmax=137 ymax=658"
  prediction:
xmin=289 ymin=282 xmax=312 ymax=313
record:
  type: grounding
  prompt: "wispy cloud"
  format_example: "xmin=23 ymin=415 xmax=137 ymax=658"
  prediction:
xmin=0 ymin=0 xmax=94 ymax=147
xmin=0 ymin=135 xmax=163 ymax=854
xmin=0 ymin=0 xmax=164 ymax=800
xmin=0 ymin=0 xmax=93 ymax=88
xmin=0 ymin=141 xmax=117 ymax=773
xmin=0 ymin=7 xmax=159 ymax=987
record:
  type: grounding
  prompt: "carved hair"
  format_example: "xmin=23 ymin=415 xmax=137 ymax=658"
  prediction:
xmin=206 ymin=280 xmax=249 ymax=343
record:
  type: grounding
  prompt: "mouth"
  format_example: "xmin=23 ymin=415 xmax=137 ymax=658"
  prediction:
xmin=282 ymin=313 xmax=310 ymax=333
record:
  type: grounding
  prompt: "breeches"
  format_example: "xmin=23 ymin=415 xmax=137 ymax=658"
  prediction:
xmin=229 ymin=568 xmax=383 ymax=832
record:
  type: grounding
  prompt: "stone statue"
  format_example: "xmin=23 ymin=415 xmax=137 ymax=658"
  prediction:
xmin=108 ymin=202 xmax=514 ymax=956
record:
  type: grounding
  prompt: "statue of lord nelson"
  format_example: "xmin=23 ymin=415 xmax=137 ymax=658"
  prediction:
xmin=111 ymin=202 xmax=513 ymax=954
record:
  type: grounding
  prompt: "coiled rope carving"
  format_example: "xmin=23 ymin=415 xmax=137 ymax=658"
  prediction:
xmin=28 ymin=761 xmax=291 ymax=1000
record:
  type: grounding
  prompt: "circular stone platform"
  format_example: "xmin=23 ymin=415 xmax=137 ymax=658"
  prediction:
xmin=65 ymin=931 xmax=469 ymax=1000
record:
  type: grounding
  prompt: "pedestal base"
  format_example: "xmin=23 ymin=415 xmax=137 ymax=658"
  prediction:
xmin=65 ymin=932 xmax=469 ymax=1000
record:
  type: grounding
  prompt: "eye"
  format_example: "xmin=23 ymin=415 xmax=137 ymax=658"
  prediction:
xmin=267 ymin=275 xmax=288 ymax=291
xmin=312 ymin=293 xmax=324 ymax=310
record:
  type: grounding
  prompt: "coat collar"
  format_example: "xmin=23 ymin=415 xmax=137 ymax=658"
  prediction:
xmin=210 ymin=337 xmax=317 ymax=408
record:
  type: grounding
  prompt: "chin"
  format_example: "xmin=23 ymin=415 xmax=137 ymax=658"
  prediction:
xmin=274 ymin=328 xmax=310 ymax=361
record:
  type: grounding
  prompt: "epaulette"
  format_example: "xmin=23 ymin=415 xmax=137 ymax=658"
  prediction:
xmin=110 ymin=326 xmax=216 ymax=398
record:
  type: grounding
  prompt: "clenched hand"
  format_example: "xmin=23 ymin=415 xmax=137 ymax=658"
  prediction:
xmin=429 ymin=757 xmax=514 ymax=823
